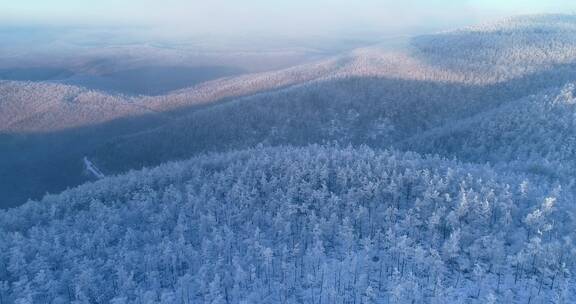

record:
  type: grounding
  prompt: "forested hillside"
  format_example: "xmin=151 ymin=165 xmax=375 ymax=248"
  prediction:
xmin=5 ymin=15 xmax=576 ymax=207
xmin=1 ymin=145 xmax=574 ymax=303
xmin=0 ymin=81 xmax=156 ymax=132
xmin=0 ymin=49 xmax=344 ymax=206
xmin=93 ymin=15 xmax=576 ymax=175
xmin=2 ymin=14 xmax=576 ymax=303
xmin=403 ymin=83 xmax=576 ymax=181
xmin=0 ymin=56 xmax=342 ymax=133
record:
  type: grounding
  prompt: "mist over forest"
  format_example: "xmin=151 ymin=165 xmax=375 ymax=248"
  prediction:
xmin=1 ymin=2 xmax=576 ymax=303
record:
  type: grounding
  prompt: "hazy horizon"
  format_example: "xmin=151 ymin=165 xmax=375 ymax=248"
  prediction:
xmin=2 ymin=0 xmax=576 ymax=38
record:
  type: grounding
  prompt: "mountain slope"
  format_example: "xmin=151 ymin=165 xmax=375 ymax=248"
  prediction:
xmin=402 ymin=83 xmax=576 ymax=181
xmin=1 ymin=145 xmax=573 ymax=303
xmin=0 ymin=57 xmax=340 ymax=133
xmin=0 ymin=54 xmax=347 ymax=207
xmin=4 ymin=14 xmax=576 ymax=135
xmin=5 ymin=14 xmax=576 ymax=209
xmin=89 ymin=15 xmax=576 ymax=176
xmin=0 ymin=81 xmax=162 ymax=132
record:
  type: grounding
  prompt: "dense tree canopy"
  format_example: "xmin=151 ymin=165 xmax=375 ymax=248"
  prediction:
xmin=1 ymin=145 xmax=574 ymax=303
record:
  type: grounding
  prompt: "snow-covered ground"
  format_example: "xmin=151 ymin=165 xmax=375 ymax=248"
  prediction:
xmin=83 ymin=156 xmax=105 ymax=179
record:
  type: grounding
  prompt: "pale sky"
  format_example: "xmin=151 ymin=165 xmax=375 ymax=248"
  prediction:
xmin=2 ymin=0 xmax=576 ymax=36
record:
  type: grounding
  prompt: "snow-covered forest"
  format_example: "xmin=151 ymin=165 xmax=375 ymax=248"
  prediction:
xmin=2 ymin=146 xmax=574 ymax=303
xmin=2 ymin=14 xmax=576 ymax=303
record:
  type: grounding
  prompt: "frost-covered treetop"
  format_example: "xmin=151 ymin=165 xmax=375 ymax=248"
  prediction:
xmin=1 ymin=145 xmax=574 ymax=303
